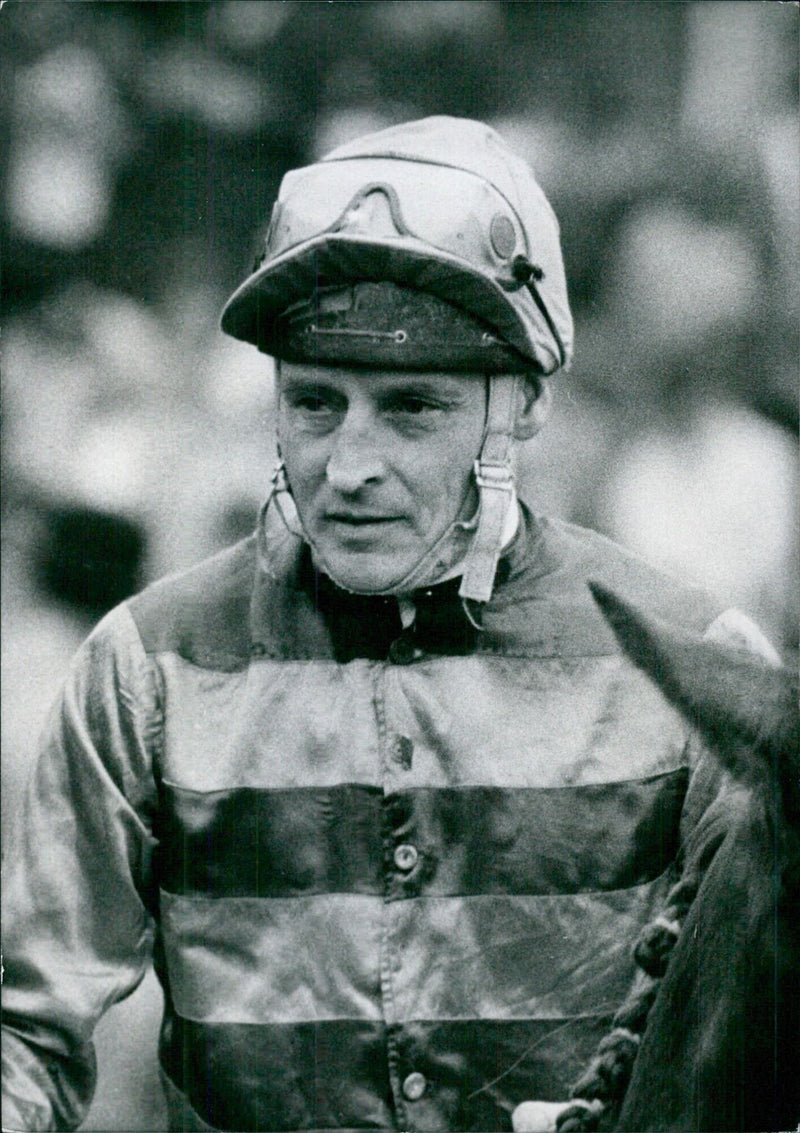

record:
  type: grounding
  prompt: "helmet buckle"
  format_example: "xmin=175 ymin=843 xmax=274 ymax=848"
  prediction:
xmin=473 ymin=459 xmax=514 ymax=493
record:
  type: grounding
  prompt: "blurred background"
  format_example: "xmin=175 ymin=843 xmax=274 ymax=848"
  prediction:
xmin=1 ymin=3 xmax=797 ymax=1129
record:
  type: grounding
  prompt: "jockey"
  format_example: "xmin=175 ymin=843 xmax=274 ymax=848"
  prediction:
xmin=220 ymin=114 xmax=571 ymax=611
xmin=1 ymin=117 xmax=778 ymax=1133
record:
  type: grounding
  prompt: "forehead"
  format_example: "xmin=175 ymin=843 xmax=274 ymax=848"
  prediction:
xmin=278 ymin=361 xmax=486 ymax=396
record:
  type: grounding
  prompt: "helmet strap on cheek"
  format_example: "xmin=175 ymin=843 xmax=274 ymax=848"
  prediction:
xmin=263 ymin=450 xmax=305 ymax=541
xmin=458 ymin=372 xmax=520 ymax=611
xmin=268 ymin=386 xmax=307 ymax=541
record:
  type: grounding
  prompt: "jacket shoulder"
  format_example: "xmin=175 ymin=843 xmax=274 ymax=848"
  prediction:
xmin=485 ymin=515 xmax=725 ymax=657
xmin=126 ymin=536 xmax=257 ymax=669
xmin=545 ymin=518 xmax=724 ymax=632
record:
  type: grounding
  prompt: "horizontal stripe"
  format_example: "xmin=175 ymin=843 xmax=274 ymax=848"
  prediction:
xmin=392 ymin=1015 xmax=615 ymax=1132
xmin=159 ymin=878 xmax=669 ymax=1025
xmin=384 ymin=881 xmax=667 ymax=1023
xmin=161 ymin=1070 xmax=217 ymax=1132
xmin=156 ymin=652 xmax=688 ymax=793
xmin=158 ymin=774 xmax=687 ymax=899
xmin=157 ymin=654 xmax=383 ymax=791
xmin=160 ymin=891 xmax=382 ymax=1023
xmin=161 ymin=1016 xmax=393 ymax=1132
xmin=382 ymin=655 xmax=688 ymax=789
xmin=383 ymin=776 xmax=686 ymax=899
xmin=160 ymin=1015 xmax=613 ymax=1132
xmin=157 ymin=782 xmax=384 ymax=898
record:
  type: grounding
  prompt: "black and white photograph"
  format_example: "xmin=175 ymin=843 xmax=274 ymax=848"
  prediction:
xmin=2 ymin=3 xmax=798 ymax=1131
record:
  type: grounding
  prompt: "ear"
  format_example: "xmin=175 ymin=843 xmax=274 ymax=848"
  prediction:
xmin=513 ymin=376 xmax=552 ymax=440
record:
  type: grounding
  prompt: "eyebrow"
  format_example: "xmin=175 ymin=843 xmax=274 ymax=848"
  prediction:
xmin=380 ymin=378 xmax=466 ymax=398
xmin=279 ymin=375 xmax=474 ymax=400
xmin=278 ymin=376 xmax=340 ymax=395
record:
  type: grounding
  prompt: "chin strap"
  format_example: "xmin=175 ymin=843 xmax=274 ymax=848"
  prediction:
xmin=458 ymin=373 xmax=519 ymax=606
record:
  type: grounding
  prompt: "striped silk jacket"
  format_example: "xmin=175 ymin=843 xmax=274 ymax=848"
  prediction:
xmin=3 ymin=506 xmax=744 ymax=1132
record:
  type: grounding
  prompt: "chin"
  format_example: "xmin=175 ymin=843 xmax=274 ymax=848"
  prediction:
xmin=317 ymin=551 xmax=412 ymax=595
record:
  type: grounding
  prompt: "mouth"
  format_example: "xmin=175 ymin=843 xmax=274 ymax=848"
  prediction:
xmin=325 ymin=513 xmax=403 ymax=526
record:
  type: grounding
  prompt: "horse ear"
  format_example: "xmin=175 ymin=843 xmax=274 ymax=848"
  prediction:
xmin=588 ymin=582 xmax=798 ymax=803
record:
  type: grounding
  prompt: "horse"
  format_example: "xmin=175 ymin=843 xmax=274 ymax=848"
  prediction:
xmin=595 ymin=584 xmax=799 ymax=1133
xmin=514 ymin=585 xmax=799 ymax=1133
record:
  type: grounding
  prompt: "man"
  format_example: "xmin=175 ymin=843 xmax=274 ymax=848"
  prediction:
xmin=1 ymin=117 xmax=777 ymax=1133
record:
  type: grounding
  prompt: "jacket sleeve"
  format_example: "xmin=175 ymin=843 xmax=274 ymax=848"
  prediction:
xmin=2 ymin=605 xmax=160 ymax=1132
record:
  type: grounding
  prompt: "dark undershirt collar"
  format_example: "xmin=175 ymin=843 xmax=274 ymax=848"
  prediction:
xmin=303 ymin=554 xmax=482 ymax=662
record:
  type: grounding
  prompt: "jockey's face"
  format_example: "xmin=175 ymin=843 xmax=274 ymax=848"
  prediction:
xmin=277 ymin=362 xmax=487 ymax=593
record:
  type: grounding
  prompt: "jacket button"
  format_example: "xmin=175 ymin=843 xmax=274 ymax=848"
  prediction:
xmin=402 ymin=1072 xmax=426 ymax=1101
xmin=394 ymin=843 xmax=419 ymax=872
xmin=393 ymin=735 xmax=414 ymax=769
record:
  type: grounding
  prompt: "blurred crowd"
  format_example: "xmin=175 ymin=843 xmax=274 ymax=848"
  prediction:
xmin=1 ymin=6 xmax=797 ymax=1126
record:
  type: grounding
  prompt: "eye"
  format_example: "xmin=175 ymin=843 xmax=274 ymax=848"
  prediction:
xmin=398 ymin=396 xmax=434 ymax=414
xmin=385 ymin=393 xmax=445 ymax=417
xmin=284 ymin=387 xmax=343 ymax=414
xmin=294 ymin=393 xmax=329 ymax=412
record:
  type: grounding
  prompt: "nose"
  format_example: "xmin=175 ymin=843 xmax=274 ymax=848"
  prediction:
xmin=325 ymin=409 xmax=384 ymax=494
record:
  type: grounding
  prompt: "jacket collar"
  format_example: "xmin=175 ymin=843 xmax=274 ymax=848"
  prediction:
xmin=247 ymin=498 xmax=652 ymax=662
xmin=248 ymin=497 xmax=536 ymax=661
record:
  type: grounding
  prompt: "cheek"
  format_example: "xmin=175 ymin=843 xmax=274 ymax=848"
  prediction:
xmin=278 ymin=428 xmax=322 ymax=505
xmin=442 ymin=448 xmax=474 ymax=496
xmin=449 ymin=415 xmax=485 ymax=483
xmin=413 ymin=432 xmax=481 ymax=519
